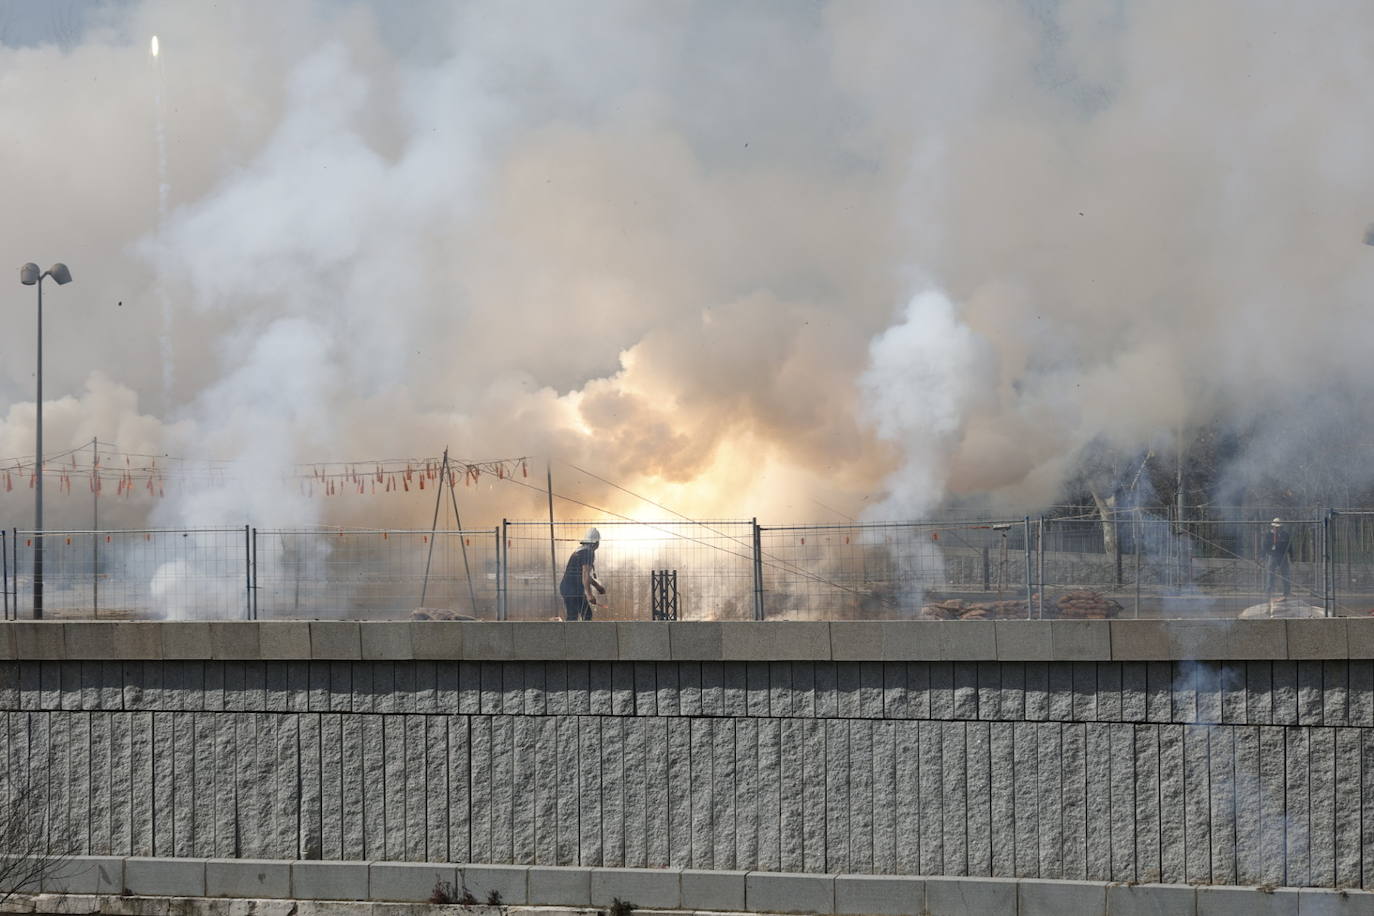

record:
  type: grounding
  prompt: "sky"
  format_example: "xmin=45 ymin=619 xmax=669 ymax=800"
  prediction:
xmin=1 ymin=0 xmax=1373 ymax=532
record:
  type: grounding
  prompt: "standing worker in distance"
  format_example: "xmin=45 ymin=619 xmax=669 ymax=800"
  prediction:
xmin=1263 ymin=517 xmax=1292 ymax=603
xmin=560 ymin=527 xmax=606 ymax=620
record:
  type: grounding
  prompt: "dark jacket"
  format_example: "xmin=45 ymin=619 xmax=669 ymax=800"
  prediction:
xmin=1262 ymin=527 xmax=1292 ymax=563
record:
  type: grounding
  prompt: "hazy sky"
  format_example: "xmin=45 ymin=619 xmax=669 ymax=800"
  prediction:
xmin=2 ymin=0 xmax=1372 ymax=530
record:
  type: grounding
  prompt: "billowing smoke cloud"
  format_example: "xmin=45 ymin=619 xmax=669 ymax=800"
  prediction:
xmin=2 ymin=0 xmax=1374 ymax=536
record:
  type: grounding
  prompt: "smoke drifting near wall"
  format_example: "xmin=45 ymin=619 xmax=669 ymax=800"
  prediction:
xmin=2 ymin=0 xmax=1373 ymax=532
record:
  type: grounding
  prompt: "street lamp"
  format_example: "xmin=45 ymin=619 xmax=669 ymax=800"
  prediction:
xmin=18 ymin=262 xmax=72 ymax=620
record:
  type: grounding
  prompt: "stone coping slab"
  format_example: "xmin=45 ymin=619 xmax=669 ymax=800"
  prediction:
xmin=7 ymin=859 xmax=1374 ymax=914
xmin=0 ymin=617 xmax=1367 ymax=662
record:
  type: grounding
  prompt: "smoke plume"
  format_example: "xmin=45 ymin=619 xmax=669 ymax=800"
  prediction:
xmin=1 ymin=0 xmax=1373 ymax=534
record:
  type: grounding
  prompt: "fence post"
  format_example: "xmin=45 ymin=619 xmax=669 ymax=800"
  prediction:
xmin=752 ymin=518 xmax=764 ymax=621
xmin=1324 ymin=509 xmax=1334 ymax=617
xmin=1037 ymin=516 xmax=1046 ymax=619
xmin=244 ymin=525 xmax=253 ymax=620
xmin=2 ymin=529 xmax=7 ymax=620
xmin=502 ymin=519 xmax=510 ymax=621
xmin=495 ymin=527 xmax=504 ymax=621
xmin=1024 ymin=517 xmax=1033 ymax=619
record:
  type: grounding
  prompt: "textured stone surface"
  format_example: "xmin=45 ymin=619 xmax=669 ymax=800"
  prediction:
xmin=5 ymin=648 xmax=1374 ymax=890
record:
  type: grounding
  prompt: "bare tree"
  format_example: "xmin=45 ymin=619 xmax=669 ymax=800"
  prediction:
xmin=0 ymin=773 xmax=73 ymax=902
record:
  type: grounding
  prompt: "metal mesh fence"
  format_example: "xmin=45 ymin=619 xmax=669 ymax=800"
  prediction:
xmin=11 ymin=528 xmax=248 ymax=619
xmin=0 ymin=514 xmax=1362 ymax=620
xmin=502 ymin=519 xmax=756 ymax=621
xmin=1039 ymin=516 xmax=1326 ymax=618
xmin=252 ymin=528 xmax=500 ymax=620
xmin=1329 ymin=511 xmax=1374 ymax=615
xmin=757 ymin=521 xmax=1033 ymax=619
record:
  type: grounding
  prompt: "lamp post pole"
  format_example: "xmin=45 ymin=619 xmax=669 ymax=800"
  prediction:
xmin=34 ymin=274 xmax=43 ymax=619
xmin=20 ymin=263 xmax=71 ymax=620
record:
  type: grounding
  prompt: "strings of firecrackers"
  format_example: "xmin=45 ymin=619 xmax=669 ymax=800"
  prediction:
xmin=0 ymin=453 xmax=529 ymax=499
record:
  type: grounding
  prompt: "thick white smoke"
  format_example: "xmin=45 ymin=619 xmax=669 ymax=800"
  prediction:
xmin=1 ymin=0 xmax=1373 ymax=537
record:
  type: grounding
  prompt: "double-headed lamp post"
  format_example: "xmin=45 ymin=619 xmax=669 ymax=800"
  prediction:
xmin=18 ymin=262 xmax=72 ymax=620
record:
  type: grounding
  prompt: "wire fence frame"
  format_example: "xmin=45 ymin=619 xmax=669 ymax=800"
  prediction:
xmin=4 ymin=511 xmax=1374 ymax=620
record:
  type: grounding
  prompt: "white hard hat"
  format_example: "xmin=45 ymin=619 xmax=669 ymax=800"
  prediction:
xmin=1271 ymin=518 xmax=1282 ymax=526
xmin=581 ymin=527 xmax=601 ymax=545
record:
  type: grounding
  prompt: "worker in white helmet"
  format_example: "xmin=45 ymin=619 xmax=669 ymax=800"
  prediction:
xmin=559 ymin=527 xmax=606 ymax=620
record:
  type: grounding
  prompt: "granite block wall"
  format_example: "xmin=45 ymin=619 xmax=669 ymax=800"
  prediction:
xmin=2 ymin=658 xmax=1371 ymax=888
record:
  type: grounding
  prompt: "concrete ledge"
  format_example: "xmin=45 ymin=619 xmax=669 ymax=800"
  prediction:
xmin=11 ymin=622 xmax=65 ymax=660
xmin=923 ymin=875 xmax=1018 ymax=916
xmin=1288 ymin=618 xmax=1348 ymax=659
xmin=1105 ymin=882 xmax=1198 ymax=916
xmin=410 ymin=621 xmax=464 ymax=660
xmin=5 ymin=864 xmax=1374 ymax=914
xmin=1112 ymin=619 xmax=1289 ymax=660
xmin=830 ymin=622 xmax=884 ymax=661
xmin=723 ymin=623 xmax=830 ymax=660
xmin=210 ymin=622 xmax=260 ymax=660
xmin=0 ymin=619 xmax=1368 ymax=661
xmin=291 ymin=860 xmax=370 ymax=900
xmin=206 ymin=858 xmax=291 ymax=899
xmin=681 ymin=868 xmax=746 ymax=911
xmin=162 ymin=622 xmax=211 ymax=659
xmin=510 ymin=622 xmax=566 ymax=660
xmin=1049 ymin=620 xmax=1110 ymax=661
xmin=40 ymin=855 xmax=124 ymax=894
xmin=994 ymin=620 xmax=1052 ymax=660
xmin=369 ymin=861 xmax=457 ymax=902
xmin=360 ymin=622 xmax=415 ymax=660
xmin=1296 ymin=887 xmax=1374 ymax=915
xmin=747 ymin=871 xmax=835 ymax=914
xmin=589 ymin=866 xmax=682 ymax=909
xmin=670 ymin=622 xmax=722 ymax=660
xmin=257 ymin=622 xmax=312 ymax=659
xmin=310 ymin=621 xmax=361 ymax=659
xmin=124 ymin=856 xmax=206 ymax=897
xmin=462 ymin=623 xmax=516 ymax=660
xmin=528 ymin=866 xmax=591 ymax=906
xmin=1018 ymin=878 xmax=1106 ymax=915
xmin=834 ymin=875 xmax=925 ymax=915
xmin=565 ymin=622 xmax=619 ymax=660
xmin=618 ymin=622 xmax=671 ymax=660
xmin=1196 ymin=885 xmax=1301 ymax=915
xmin=456 ymin=864 xmax=530 ymax=905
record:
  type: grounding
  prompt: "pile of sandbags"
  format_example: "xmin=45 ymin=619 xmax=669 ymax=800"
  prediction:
xmin=1051 ymin=590 xmax=1123 ymax=619
xmin=919 ymin=598 xmax=1030 ymax=620
xmin=408 ymin=608 xmax=479 ymax=621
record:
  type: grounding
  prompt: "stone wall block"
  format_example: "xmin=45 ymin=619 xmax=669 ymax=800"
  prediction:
xmin=757 ymin=717 xmax=783 ymax=872
xmin=1336 ymin=727 xmax=1363 ymax=888
xmin=512 ymin=715 xmax=539 ymax=865
xmin=600 ymin=716 xmax=625 ymax=867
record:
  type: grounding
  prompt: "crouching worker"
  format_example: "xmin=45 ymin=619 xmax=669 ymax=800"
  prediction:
xmin=560 ymin=527 xmax=606 ymax=620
